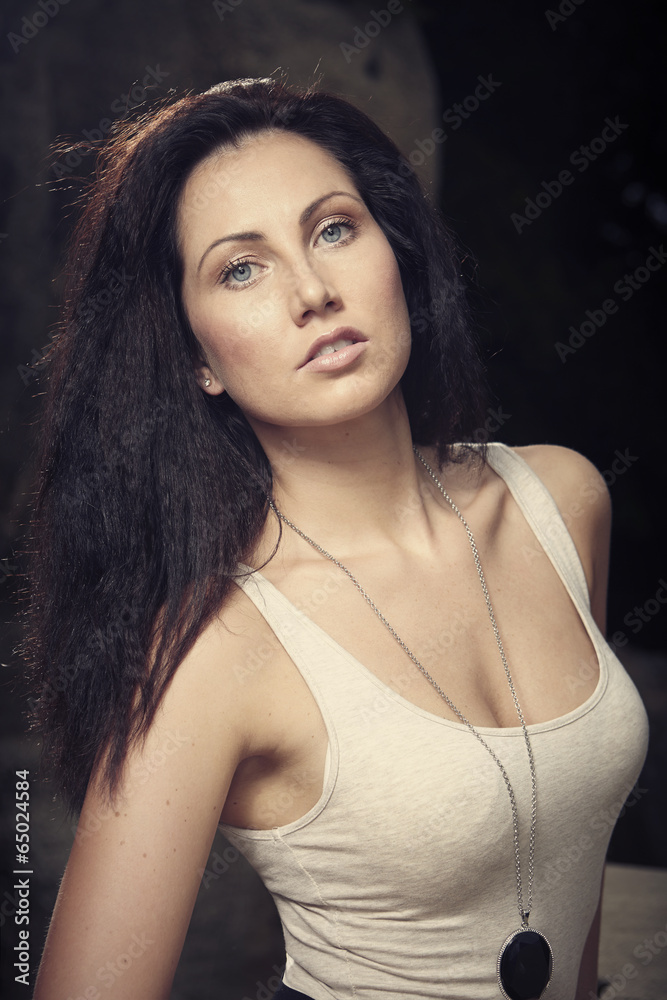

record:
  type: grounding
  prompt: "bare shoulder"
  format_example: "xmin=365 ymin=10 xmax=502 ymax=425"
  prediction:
xmin=510 ymin=443 xmax=611 ymax=519
xmin=173 ymin=580 xmax=291 ymax=753
xmin=509 ymin=444 xmax=611 ymax=629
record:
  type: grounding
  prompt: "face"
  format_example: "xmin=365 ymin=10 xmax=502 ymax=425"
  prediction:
xmin=178 ymin=131 xmax=411 ymax=433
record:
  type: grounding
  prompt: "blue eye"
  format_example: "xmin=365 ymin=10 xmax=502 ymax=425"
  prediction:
xmin=220 ymin=259 xmax=259 ymax=287
xmin=317 ymin=217 xmax=358 ymax=247
xmin=321 ymin=224 xmax=343 ymax=243
xmin=229 ymin=262 xmax=253 ymax=282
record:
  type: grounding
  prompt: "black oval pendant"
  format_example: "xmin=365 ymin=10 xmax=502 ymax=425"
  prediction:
xmin=497 ymin=928 xmax=553 ymax=1000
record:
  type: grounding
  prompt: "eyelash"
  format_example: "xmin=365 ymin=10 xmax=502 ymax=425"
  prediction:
xmin=218 ymin=215 xmax=359 ymax=289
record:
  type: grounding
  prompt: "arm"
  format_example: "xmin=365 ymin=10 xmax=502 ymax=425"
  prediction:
xmin=33 ymin=605 xmax=257 ymax=1000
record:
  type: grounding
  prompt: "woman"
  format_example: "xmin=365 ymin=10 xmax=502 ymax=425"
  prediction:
xmin=29 ymin=77 xmax=648 ymax=999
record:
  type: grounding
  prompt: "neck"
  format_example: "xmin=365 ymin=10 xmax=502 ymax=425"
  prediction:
xmin=247 ymin=389 xmax=447 ymax=561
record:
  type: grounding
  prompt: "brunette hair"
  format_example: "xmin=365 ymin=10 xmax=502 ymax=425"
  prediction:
xmin=26 ymin=77 xmax=488 ymax=811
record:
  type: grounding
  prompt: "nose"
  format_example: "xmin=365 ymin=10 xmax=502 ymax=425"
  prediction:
xmin=288 ymin=257 xmax=342 ymax=325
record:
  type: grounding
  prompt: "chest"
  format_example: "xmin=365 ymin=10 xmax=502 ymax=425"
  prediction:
xmin=262 ymin=511 xmax=600 ymax=730
xmin=222 ymin=472 xmax=602 ymax=830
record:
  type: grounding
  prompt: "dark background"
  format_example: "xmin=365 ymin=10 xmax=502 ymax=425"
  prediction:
xmin=0 ymin=0 xmax=665 ymax=997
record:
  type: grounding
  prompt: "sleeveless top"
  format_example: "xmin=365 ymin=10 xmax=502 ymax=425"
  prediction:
xmin=221 ymin=443 xmax=649 ymax=1000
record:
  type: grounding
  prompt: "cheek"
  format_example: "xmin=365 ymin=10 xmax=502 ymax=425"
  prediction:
xmin=192 ymin=305 xmax=263 ymax=379
xmin=197 ymin=289 xmax=286 ymax=365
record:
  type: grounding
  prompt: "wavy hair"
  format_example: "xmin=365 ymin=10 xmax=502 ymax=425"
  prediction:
xmin=25 ymin=77 xmax=488 ymax=812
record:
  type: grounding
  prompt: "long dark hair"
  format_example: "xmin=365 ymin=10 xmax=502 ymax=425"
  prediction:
xmin=25 ymin=77 xmax=488 ymax=812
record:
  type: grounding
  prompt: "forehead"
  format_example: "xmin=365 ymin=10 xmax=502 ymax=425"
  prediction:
xmin=177 ymin=131 xmax=360 ymax=250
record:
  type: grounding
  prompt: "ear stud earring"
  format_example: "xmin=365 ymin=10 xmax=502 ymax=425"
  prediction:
xmin=204 ymin=378 xmax=211 ymax=387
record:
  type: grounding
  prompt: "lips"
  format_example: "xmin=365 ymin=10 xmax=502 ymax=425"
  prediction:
xmin=299 ymin=327 xmax=366 ymax=369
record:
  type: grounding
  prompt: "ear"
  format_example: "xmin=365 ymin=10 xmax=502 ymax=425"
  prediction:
xmin=194 ymin=362 xmax=225 ymax=396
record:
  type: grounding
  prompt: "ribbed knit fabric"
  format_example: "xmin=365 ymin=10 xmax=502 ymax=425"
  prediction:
xmin=222 ymin=443 xmax=649 ymax=999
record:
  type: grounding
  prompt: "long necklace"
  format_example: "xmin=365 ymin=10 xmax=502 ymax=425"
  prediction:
xmin=267 ymin=446 xmax=554 ymax=1000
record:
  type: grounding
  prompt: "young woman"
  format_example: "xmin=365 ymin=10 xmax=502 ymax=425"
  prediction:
xmin=29 ymin=77 xmax=648 ymax=1000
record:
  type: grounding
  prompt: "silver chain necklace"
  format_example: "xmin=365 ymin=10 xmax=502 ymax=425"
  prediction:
xmin=267 ymin=446 xmax=554 ymax=999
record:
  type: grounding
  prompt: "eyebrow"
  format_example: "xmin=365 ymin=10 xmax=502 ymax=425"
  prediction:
xmin=195 ymin=190 xmax=365 ymax=275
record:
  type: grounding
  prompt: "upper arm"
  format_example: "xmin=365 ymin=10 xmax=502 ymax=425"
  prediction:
xmin=34 ymin=596 xmax=263 ymax=1000
xmin=513 ymin=444 xmax=612 ymax=634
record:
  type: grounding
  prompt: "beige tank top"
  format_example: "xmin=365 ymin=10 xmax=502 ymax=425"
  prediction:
xmin=222 ymin=443 xmax=649 ymax=999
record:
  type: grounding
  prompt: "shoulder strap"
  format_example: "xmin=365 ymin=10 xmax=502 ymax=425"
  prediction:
xmin=484 ymin=443 xmax=592 ymax=612
xmin=233 ymin=565 xmax=313 ymax=648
